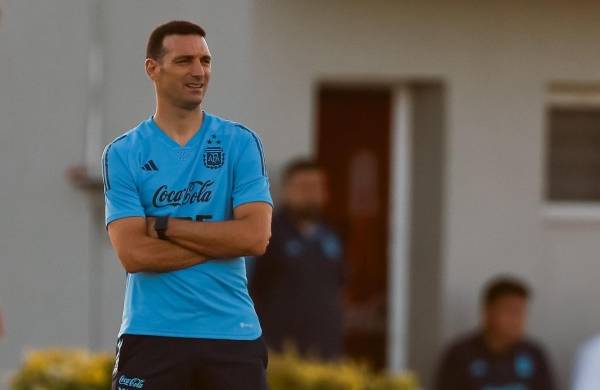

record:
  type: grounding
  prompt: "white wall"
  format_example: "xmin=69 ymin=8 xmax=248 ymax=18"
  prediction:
xmin=2 ymin=1 xmax=600 ymax=389
xmin=0 ymin=1 xmax=94 ymax=387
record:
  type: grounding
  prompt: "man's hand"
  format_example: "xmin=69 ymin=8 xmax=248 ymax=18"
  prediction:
xmin=146 ymin=217 xmax=158 ymax=239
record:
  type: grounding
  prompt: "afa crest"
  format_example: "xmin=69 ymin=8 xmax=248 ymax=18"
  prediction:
xmin=203 ymin=134 xmax=225 ymax=169
xmin=204 ymin=147 xmax=224 ymax=169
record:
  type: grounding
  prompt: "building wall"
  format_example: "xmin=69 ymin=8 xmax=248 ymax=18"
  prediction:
xmin=2 ymin=1 xmax=600 ymax=389
xmin=249 ymin=3 xmax=600 ymax=388
xmin=0 ymin=1 xmax=95 ymax=388
xmin=408 ymin=84 xmax=446 ymax=387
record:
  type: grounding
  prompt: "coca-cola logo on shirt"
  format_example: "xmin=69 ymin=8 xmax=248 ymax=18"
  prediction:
xmin=152 ymin=180 xmax=214 ymax=208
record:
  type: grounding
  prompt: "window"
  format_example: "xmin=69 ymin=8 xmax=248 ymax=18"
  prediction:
xmin=546 ymin=85 xmax=600 ymax=202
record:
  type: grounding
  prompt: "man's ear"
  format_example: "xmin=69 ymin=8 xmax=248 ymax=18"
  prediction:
xmin=145 ymin=58 xmax=158 ymax=81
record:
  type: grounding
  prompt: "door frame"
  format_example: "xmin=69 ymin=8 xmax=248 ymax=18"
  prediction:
xmin=313 ymin=81 xmax=414 ymax=373
xmin=387 ymin=86 xmax=413 ymax=374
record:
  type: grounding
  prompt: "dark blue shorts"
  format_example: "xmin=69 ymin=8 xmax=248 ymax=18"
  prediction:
xmin=112 ymin=334 xmax=269 ymax=390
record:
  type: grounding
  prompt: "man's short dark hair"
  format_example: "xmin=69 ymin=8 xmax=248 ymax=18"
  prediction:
xmin=482 ymin=276 xmax=530 ymax=307
xmin=146 ymin=20 xmax=206 ymax=60
xmin=282 ymin=158 xmax=322 ymax=183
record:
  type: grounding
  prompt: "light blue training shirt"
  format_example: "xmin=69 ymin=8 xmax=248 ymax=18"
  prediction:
xmin=102 ymin=112 xmax=272 ymax=340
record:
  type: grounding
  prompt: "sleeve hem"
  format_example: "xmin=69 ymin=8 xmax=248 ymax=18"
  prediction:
xmin=105 ymin=212 xmax=146 ymax=228
xmin=233 ymin=198 xmax=274 ymax=209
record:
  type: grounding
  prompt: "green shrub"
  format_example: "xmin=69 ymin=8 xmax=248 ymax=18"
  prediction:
xmin=11 ymin=348 xmax=419 ymax=390
xmin=10 ymin=349 xmax=113 ymax=390
xmin=268 ymin=349 xmax=419 ymax=390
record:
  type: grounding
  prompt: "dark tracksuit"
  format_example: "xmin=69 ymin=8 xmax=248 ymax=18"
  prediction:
xmin=434 ymin=332 xmax=556 ymax=390
xmin=249 ymin=212 xmax=345 ymax=360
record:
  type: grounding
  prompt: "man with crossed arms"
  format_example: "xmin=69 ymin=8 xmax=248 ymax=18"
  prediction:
xmin=103 ymin=20 xmax=272 ymax=390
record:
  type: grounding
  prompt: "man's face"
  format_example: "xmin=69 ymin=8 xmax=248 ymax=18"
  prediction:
xmin=146 ymin=34 xmax=212 ymax=110
xmin=283 ymin=169 xmax=328 ymax=221
xmin=484 ymin=295 xmax=528 ymax=345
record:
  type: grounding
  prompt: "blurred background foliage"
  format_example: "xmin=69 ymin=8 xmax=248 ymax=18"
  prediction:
xmin=10 ymin=348 xmax=419 ymax=390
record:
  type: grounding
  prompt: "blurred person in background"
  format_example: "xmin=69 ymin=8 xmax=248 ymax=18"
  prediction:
xmin=572 ymin=335 xmax=600 ymax=390
xmin=434 ymin=276 xmax=556 ymax=390
xmin=249 ymin=159 xmax=345 ymax=361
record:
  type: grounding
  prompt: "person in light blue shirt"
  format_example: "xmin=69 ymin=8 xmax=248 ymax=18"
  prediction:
xmin=103 ymin=20 xmax=272 ymax=390
xmin=572 ymin=335 xmax=600 ymax=390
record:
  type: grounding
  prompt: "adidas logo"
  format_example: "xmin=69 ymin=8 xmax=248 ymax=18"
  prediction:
xmin=141 ymin=160 xmax=159 ymax=171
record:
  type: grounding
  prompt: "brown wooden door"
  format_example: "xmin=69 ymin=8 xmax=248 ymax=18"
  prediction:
xmin=316 ymin=86 xmax=391 ymax=369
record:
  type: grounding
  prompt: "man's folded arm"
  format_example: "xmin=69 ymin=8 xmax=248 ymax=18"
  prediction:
xmin=108 ymin=216 xmax=209 ymax=273
xmin=162 ymin=202 xmax=272 ymax=259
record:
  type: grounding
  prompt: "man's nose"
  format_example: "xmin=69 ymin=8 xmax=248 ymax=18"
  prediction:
xmin=191 ymin=59 xmax=205 ymax=78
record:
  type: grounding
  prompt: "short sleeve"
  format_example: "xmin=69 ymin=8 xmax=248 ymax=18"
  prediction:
xmin=102 ymin=142 xmax=145 ymax=227
xmin=232 ymin=128 xmax=273 ymax=209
